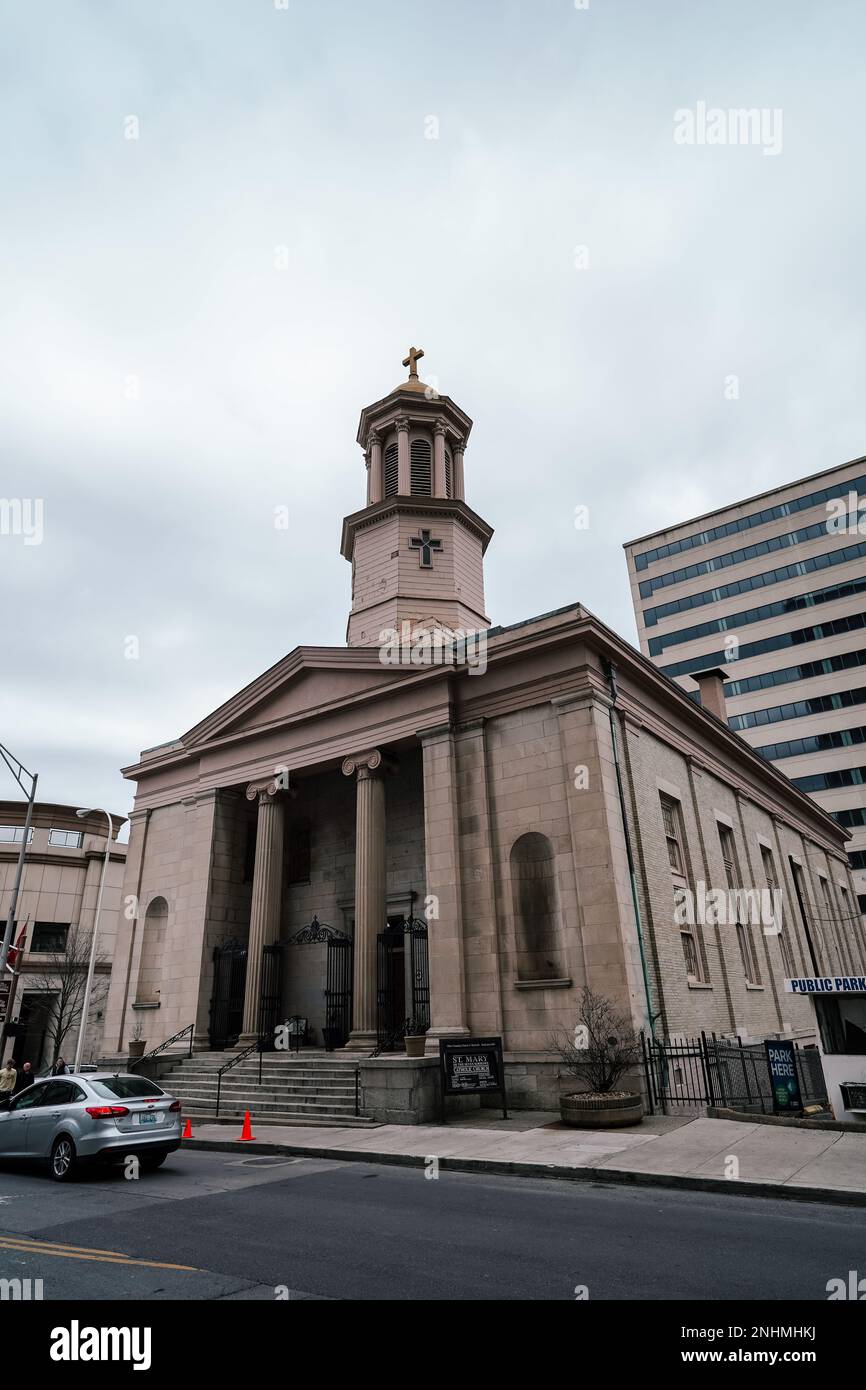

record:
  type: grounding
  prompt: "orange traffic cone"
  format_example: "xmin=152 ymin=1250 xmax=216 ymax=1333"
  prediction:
xmin=182 ymin=1118 xmax=193 ymax=1139
xmin=238 ymin=1110 xmax=255 ymax=1142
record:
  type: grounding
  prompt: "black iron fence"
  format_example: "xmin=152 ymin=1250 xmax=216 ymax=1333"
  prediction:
xmin=641 ymin=1032 xmax=828 ymax=1116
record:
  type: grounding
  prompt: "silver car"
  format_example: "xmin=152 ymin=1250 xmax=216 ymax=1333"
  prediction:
xmin=0 ymin=1072 xmax=182 ymax=1181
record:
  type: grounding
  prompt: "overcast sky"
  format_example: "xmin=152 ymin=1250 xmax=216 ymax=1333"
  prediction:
xmin=2 ymin=0 xmax=865 ymax=826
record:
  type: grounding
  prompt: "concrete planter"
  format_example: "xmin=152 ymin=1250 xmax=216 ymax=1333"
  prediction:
xmin=560 ymin=1092 xmax=643 ymax=1128
xmin=128 ymin=1040 xmax=147 ymax=1060
xmin=404 ymin=1036 xmax=426 ymax=1059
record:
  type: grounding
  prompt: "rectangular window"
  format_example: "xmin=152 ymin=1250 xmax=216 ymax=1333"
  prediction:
xmin=736 ymin=922 xmax=761 ymax=985
xmin=47 ymin=829 xmax=83 ymax=848
xmin=0 ymin=826 xmax=33 ymax=844
xmin=719 ymin=824 xmax=761 ymax=984
xmin=663 ymin=796 xmax=707 ymax=983
xmin=661 ymin=796 xmax=685 ymax=874
xmin=679 ymin=913 xmax=700 ymax=978
xmin=790 ymin=859 xmax=822 ymax=974
xmin=30 ymin=922 xmax=70 ymax=953
xmin=761 ymin=845 xmax=794 ymax=976
xmin=718 ymin=824 xmax=737 ymax=891
xmin=818 ymin=875 xmax=846 ymax=972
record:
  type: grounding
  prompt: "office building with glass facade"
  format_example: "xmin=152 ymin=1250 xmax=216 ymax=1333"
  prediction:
xmin=625 ymin=456 xmax=866 ymax=926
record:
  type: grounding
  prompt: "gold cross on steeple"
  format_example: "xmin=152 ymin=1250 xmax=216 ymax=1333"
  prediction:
xmin=402 ymin=345 xmax=425 ymax=380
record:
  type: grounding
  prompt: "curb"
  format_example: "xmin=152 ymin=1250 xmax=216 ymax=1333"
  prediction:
xmin=181 ymin=1137 xmax=866 ymax=1208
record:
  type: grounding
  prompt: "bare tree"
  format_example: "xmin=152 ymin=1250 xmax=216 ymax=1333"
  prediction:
xmin=550 ymin=986 xmax=643 ymax=1095
xmin=24 ymin=921 xmax=109 ymax=1066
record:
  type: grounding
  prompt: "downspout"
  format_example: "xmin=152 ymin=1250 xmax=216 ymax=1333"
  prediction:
xmin=602 ymin=658 xmax=659 ymax=1038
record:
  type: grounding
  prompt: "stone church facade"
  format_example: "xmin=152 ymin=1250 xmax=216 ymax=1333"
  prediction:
xmin=103 ymin=354 xmax=863 ymax=1119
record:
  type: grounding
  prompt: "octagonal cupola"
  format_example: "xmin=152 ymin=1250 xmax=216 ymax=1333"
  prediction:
xmin=341 ymin=348 xmax=494 ymax=647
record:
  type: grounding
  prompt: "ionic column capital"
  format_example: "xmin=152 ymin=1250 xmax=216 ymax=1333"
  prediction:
xmin=245 ymin=777 xmax=283 ymax=803
xmin=342 ymin=749 xmax=383 ymax=779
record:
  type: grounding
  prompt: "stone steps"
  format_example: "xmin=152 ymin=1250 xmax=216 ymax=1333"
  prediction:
xmin=173 ymin=1095 xmax=358 ymax=1117
xmin=169 ymin=1084 xmax=358 ymax=1103
xmin=160 ymin=1050 xmax=367 ymax=1126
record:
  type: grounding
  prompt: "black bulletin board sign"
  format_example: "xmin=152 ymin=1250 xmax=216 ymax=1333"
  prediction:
xmin=765 ymin=1039 xmax=803 ymax=1114
xmin=439 ymin=1037 xmax=508 ymax=1121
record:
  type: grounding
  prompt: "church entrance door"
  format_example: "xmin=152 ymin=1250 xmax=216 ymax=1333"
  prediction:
xmin=285 ymin=918 xmax=353 ymax=1050
xmin=376 ymin=915 xmax=430 ymax=1052
xmin=209 ymin=940 xmax=247 ymax=1050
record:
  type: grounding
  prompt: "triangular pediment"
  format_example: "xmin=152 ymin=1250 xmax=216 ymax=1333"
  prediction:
xmin=181 ymin=646 xmax=426 ymax=750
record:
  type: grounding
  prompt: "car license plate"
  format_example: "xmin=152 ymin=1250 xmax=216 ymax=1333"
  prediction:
xmin=139 ymin=1112 xmax=159 ymax=1125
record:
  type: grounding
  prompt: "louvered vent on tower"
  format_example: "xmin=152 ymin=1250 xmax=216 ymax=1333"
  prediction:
xmin=410 ymin=437 xmax=432 ymax=496
xmin=383 ymin=442 xmax=399 ymax=497
xmin=444 ymin=447 xmax=453 ymax=499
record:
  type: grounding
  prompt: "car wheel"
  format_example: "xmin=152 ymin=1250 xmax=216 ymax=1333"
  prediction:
xmin=50 ymin=1135 xmax=77 ymax=1182
xmin=140 ymin=1153 xmax=167 ymax=1171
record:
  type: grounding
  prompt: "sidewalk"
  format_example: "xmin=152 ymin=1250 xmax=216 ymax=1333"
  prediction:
xmin=184 ymin=1110 xmax=866 ymax=1205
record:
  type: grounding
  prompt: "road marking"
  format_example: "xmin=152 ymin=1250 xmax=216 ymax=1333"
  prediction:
xmin=0 ymin=1234 xmax=197 ymax=1271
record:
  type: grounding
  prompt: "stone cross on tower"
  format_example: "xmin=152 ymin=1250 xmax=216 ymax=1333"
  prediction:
xmin=402 ymin=345 xmax=425 ymax=380
xmin=410 ymin=528 xmax=442 ymax=568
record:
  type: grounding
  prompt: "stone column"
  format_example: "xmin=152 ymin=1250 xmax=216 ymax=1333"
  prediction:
xmin=433 ymin=423 xmax=447 ymax=498
xmin=240 ymin=780 xmax=285 ymax=1041
xmin=396 ymin=416 xmax=411 ymax=495
xmin=453 ymin=440 xmax=466 ymax=500
xmin=420 ymin=723 xmax=470 ymax=1049
xmin=342 ymin=749 xmax=386 ymax=1051
xmin=368 ymin=430 xmax=383 ymax=504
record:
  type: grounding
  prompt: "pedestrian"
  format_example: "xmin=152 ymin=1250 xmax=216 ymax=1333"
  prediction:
xmin=0 ymin=1058 xmax=16 ymax=1110
xmin=13 ymin=1060 xmax=33 ymax=1094
xmin=52 ymin=1057 xmax=69 ymax=1076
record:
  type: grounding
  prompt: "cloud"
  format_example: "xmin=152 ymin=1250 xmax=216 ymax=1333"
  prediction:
xmin=1 ymin=0 xmax=865 ymax=814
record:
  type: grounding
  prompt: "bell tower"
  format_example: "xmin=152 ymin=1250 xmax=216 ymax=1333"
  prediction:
xmin=341 ymin=348 xmax=494 ymax=647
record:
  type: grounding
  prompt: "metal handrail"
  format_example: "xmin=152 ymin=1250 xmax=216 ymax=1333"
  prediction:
xmin=129 ymin=1023 xmax=195 ymax=1071
xmin=213 ymin=1040 xmax=363 ymax=1121
xmin=215 ymin=1037 xmax=264 ymax=1118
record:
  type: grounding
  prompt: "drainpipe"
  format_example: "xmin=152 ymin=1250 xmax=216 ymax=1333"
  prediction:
xmin=602 ymin=658 xmax=659 ymax=1038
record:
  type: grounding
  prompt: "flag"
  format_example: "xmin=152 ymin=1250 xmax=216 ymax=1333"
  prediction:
xmin=7 ymin=924 xmax=27 ymax=969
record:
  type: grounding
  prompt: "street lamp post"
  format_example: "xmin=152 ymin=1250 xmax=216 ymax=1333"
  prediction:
xmin=0 ymin=742 xmax=38 ymax=1059
xmin=73 ymin=808 xmax=120 ymax=1071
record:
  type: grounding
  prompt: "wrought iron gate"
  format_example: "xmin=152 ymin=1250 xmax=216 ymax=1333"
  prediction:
xmin=287 ymin=916 xmax=353 ymax=1051
xmin=376 ymin=916 xmax=430 ymax=1052
xmin=324 ymin=936 xmax=353 ymax=1050
xmin=209 ymin=939 xmax=247 ymax=1050
xmin=257 ymin=941 xmax=283 ymax=1049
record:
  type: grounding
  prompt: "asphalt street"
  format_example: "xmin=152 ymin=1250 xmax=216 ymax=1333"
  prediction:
xmin=0 ymin=1148 xmax=863 ymax=1300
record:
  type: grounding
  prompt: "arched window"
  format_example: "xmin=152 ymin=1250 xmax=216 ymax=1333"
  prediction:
xmin=136 ymin=895 xmax=168 ymax=1005
xmin=410 ymin=436 xmax=432 ymax=496
xmin=383 ymin=440 xmax=398 ymax=497
xmin=509 ymin=833 xmax=564 ymax=981
xmin=444 ymin=446 xmax=453 ymax=498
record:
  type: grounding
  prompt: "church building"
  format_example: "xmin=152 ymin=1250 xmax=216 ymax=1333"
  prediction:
xmin=103 ymin=352 xmax=863 ymax=1122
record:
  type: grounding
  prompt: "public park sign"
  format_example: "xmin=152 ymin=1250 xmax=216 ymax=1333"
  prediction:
xmin=439 ymin=1037 xmax=508 ymax=1121
xmin=785 ymin=976 xmax=866 ymax=994
xmin=764 ymin=1039 xmax=803 ymax=1114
